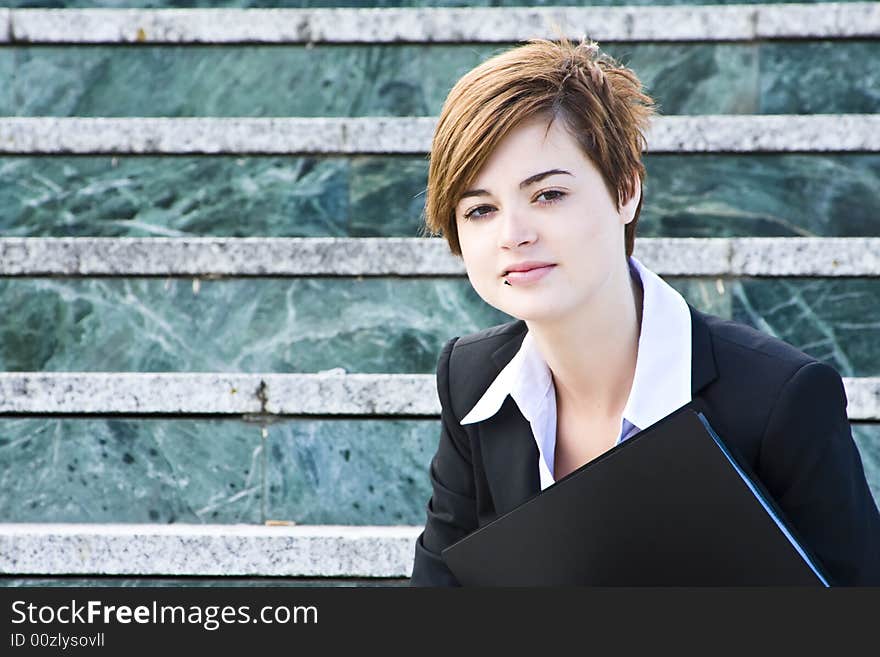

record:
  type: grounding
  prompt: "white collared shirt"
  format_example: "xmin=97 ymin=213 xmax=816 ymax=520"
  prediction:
xmin=459 ymin=255 xmax=693 ymax=491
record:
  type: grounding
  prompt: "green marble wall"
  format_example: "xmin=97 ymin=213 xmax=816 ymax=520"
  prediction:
xmin=0 ymin=417 xmax=438 ymax=525
xmin=0 ymin=418 xmax=264 ymax=524
xmin=0 ymin=419 xmax=876 ymax=525
xmin=0 ymin=277 xmax=507 ymax=373
xmin=0 ymin=277 xmax=876 ymax=376
xmin=265 ymin=419 xmax=436 ymax=524
xmin=1 ymin=42 xmax=877 ymax=117
xmin=856 ymin=425 xmax=880 ymax=506
xmin=2 ymin=155 xmax=879 ymax=238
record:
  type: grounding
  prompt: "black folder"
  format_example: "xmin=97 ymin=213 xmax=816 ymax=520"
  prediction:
xmin=441 ymin=406 xmax=830 ymax=586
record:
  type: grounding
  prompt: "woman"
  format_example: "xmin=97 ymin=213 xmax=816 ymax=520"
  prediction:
xmin=410 ymin=37 xmax=880 ymax=586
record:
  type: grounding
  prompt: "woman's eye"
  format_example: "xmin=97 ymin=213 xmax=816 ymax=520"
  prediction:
xmin=537 ymin=190 xmax=565 ymax=204
xmin=463 ymin=190 xmax=565 ymax=221
xmin=463 ymin=205 xmax=493 ymax=221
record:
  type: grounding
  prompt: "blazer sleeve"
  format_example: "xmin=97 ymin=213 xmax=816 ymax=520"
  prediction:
xmin=757 ymin=360 xmax=880 ymax=586
xmin=409 ymin=336 xmax=479 ymax=586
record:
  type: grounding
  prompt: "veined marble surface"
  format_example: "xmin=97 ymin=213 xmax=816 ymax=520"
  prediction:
xmin=264 ymin=419 xmax=438 ymax=525
xmin=0 ymin=419 xmax=875 ymax=525
xmin=0 ymin=417 xmax=437 ymax=525
xmin=0 ymin=42 xmax=877 ymax=117
xmin=854 ymin=425 xmax=880 ymax=506
xmin=0 ymin=276 xmax=875 ymax=375
xmin=0 ymin=418 xmax=266 ymax=524
xmin=0 ymin=277 xmax=509 ymax=373
xmin=1 ymin=155 xmax=878 ymax=238
xmin=638 ymin=155 xmax=880 ymax=239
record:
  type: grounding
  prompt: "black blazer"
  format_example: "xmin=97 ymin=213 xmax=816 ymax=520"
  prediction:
xmin=410 ymin=304 xmax=880 ymax=586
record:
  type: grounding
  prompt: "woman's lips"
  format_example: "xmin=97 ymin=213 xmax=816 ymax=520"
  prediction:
xmin=503 ymin=264 xmax=556 ymax=285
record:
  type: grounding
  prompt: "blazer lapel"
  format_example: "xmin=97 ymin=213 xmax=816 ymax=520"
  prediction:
xmin=477 ymin=395 xmax=542 ymax=516
xmin=475 ymin=306 xmax=719 ymax=517
xmin=687 ymin=303 xmax=719 ymax=402
xmin=473 ymin=322 xmax=541 ymax=516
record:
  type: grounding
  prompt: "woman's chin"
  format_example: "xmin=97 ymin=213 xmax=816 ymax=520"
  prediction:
xmin=497 ymin=301 xmax=567 ymax=324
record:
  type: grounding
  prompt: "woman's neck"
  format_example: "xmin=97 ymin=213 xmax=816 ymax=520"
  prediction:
xmin=528 ymin=259 xmax=644 ymax=420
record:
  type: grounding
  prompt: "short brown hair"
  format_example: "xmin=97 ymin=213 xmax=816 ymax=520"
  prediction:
xmin=421 ymin=36 xmax=655 ymax=258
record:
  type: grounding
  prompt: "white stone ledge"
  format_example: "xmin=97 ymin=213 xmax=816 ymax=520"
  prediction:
xmin=0 ymin=524 xmax=421 ymax=577
xmin=0 ymin=117 xmax=431 ymax=155
xmin=0 ymin=373 xmax=876 ymax=420
xmin=641 ymin=237 xmax=880 ymax=277
xmin=0 ymin=237 xmax=877 ymax=277
xmin=649 ymin=115 xmax=880 ymax=153
xmin=0 ymin=372 xmax=437 ymax=416
xmin=0 ymin=237 xmax=461 ymax=277
xmin=6 ymin=4 xmax=879 ymax=43
xmin=1 ymin=116 xmax=878 ymax=154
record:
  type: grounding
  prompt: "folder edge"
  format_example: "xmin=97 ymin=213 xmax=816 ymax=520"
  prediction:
xmin=695 ymin=411 xmax=831 ymax=587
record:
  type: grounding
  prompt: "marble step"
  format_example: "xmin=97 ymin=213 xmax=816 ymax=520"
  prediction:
xmin=0 ymin=372 xmax=877 ymax=419
xmin=0 ymin=577 xmax=408 ymax=587
xmin=2 ymin=154 xmax=877 ymax=239
xmin=1 ymin=417 xmax=874 ymax=529
xmin=4 ymin=41 xmax=877 ymax=118
xmin=3 ymin=4 xmax=877 ymax=43
xmin=0 ymin=523 xmax=421 ymax=577
xmin=1 ymin=237 xmax=877 ymax=277
xmin=0 ymin=276 xmax=876 ymax=376
xmin=3 ymin=116 xmax=879 ymax=154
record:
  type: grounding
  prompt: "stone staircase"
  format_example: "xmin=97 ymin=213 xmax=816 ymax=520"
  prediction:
xmin=0 ymin=1 xmax=878 ymax=586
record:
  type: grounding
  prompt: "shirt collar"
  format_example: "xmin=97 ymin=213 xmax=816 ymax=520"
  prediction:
xmin=460 ymin=255 xmax=692 ymax=430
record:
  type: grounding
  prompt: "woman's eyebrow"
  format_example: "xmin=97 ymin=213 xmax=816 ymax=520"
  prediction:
xmin=459 ymin=169 xmax=573 ymax=200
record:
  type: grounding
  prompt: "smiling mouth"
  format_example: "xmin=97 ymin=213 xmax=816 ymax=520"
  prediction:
xmin=502 ymin=263 xmax=556 ymax=276
xmin=502 ymin=264 xmax=556 ymax=285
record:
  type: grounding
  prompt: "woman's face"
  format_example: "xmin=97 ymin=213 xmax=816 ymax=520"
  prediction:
xmin=454 ymin=114 xmax=638 ymax=323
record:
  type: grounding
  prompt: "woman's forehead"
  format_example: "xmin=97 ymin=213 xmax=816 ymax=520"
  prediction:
xmin=464 ymin=149 xmax=594 ymax=197
xmin=478 ymin=121 xmax=585 ymax=172
xmin=460 ymin=168 xmax=575 ymax=201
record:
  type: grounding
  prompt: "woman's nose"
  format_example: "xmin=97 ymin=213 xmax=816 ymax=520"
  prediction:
xmin=498 ymin=210 xmax=537 ymax=249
